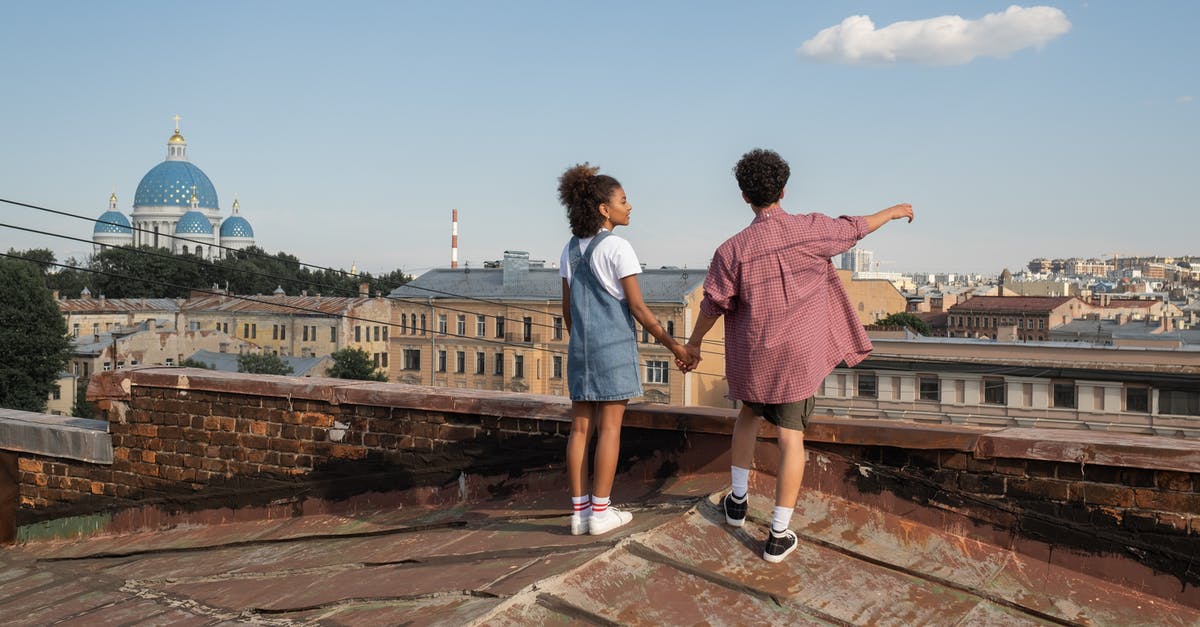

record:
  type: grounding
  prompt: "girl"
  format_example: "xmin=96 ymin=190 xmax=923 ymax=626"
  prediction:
xmin=557 ymin=164 xmax=690 ymax=536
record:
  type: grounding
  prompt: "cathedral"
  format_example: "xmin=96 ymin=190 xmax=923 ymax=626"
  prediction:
xmin=93 ymin=117 xmax=256 ymax=259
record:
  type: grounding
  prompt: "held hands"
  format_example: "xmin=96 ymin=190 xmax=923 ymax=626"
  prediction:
xmin=672 ymin=342 xmax=702 ymax=373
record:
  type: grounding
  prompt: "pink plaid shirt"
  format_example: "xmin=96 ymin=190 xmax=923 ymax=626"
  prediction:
xmin=700 ymin=209 xmax=873 ymax=404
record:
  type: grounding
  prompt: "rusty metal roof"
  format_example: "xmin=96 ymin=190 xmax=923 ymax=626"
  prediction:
xmin=3 ymin=471 xmax=1194 ymax=625
xmin=181 ymin=294 xmax=376 ymax=316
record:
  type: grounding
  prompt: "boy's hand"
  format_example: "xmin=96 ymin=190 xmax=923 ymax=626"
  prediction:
xmin=888 ymin=203 xmax=914 ymax=223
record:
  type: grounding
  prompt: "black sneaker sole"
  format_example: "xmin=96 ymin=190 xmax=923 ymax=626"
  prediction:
xmin=723 ymin=495 xmax=747 ymax=528
xmin=763 ymin=531 xmax=798 ymax=563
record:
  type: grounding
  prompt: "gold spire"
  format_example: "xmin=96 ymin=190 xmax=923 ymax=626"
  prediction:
xmin=232 ymin=194 xmax=240 ymax=214
xmin=189 ymin=185 xmax=199 ymax=209
xmin=109 ymin=189 xmax=117 ymax=209
xmin=169 ymin=114 xmax=186 ymax=144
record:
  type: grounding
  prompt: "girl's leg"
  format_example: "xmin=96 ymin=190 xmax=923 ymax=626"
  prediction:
xmin=589 ymin=400 xmax=628 ymax=499
xmin=567 ymin=401 xmax=596 ymax=498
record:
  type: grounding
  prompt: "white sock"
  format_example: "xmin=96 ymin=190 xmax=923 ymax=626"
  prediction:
xmin=730 ymin=466 xmax=750 ymax=500
xmin=771 ymin=506 xmax=794 ymax=533
xmin=591 ymin=495 xmax=611 ymax=515
xmin=572 ymin=495 xmax=590 ymax=517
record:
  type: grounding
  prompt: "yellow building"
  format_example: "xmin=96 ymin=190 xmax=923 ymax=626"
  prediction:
xmin=388 ymin=251 xmax=729 ymax=407
xmin=838 ymin=269 xmax=908 ymax=326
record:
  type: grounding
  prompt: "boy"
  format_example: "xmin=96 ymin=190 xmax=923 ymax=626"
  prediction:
xmin=682 ymin=148 xmax=913 ymax=562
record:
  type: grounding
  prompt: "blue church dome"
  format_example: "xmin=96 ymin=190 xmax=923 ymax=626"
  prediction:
xmin=220 ymin=215 xmax=254 ymax=238
xmin=175 ymin=210 xmax=214 ymax=234
xmin=94 ymin=210 xmax=132 ymax=234
xmin=134 ymin=161 xmax=219 ymax=209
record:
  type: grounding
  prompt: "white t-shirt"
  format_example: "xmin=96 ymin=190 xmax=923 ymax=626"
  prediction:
xmin=559 ymin=230 xmax=643 ymax=300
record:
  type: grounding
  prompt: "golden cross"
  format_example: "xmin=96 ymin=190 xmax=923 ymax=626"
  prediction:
xmin=173 ymin=114 xmax=181 ymax=131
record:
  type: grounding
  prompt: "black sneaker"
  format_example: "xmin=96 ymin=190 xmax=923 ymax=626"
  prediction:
xmin=722 ymin=493 xmax=747 ymax=527
xmin=763 ymin=528 xmax=798 ymax=563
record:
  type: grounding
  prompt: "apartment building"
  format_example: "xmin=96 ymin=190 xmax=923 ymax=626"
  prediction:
xmin=388 ymin=251 xmax=728 ymax=407
xmin=58 ymin=296 xmax=181 ymax=339
xmin=818 ymin=334 xmax=1200 ymax=438
xmin=69 ymin=321 xmax=257 ymax=379
xmin=946 ymin=296 xmax=1089 ymax=341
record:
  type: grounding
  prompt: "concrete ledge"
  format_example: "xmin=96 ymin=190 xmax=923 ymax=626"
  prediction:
xmin=975 ymin=427 xmax=1200 ymax=473
xmin=0 ymin=408 xmax=112 ymax=464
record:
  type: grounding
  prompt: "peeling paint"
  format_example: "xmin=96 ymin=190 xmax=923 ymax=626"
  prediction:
xmin=329 ymin=421 xmax=349 ymax=443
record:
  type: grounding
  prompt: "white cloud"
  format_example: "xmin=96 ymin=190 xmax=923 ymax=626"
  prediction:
xmin=1178 ymin=95 xmax=1194 ymax=104
xmin=798 ymin=5 xmax=1071 ymax=66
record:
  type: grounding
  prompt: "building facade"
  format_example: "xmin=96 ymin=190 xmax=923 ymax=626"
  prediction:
xmin=388 ymin=251 xmax=729 ymax=407
xmin=946 ymin=296 xmax=1089 ymax=341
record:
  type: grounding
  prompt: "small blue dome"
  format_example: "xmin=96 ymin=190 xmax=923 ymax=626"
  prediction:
xmin=94 ymin=210 xmax=132 ymax=234
xmin=175 ymin=210 xmax=213 ymax=235
xmin=220 ymin=216 xmax=254 ymax=238
xmin=134 ymin=161 xmax=219 ymax=209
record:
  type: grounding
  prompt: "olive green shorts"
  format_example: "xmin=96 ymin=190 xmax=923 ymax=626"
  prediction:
xmin=742 ymin=397 xmax=815 ymax=432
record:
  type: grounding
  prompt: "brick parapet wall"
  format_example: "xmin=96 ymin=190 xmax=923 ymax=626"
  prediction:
xmin=7 ymin=367 xmax=1200 ymax=599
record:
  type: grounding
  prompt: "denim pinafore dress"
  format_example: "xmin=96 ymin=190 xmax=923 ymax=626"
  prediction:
xmin=566 ymin=232 xmax=643 ymax=402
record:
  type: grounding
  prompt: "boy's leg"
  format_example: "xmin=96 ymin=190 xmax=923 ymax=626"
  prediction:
xmin=723 ymin=404 xmax=760 ymax=527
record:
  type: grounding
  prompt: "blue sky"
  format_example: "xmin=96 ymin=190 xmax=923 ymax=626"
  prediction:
xmin=1 ymin=2 xmax=1196 ymax=277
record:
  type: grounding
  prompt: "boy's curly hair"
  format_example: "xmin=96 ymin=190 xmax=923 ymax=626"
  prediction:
xmin=558 ymin=163 xmax=622 ymax=238
xmin=734 ymin=149 xmax=790 ymax=208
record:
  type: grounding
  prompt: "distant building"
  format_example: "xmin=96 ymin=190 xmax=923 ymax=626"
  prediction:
xmin=69 ymin=321 xmax=256 ymax=380
xmin=946 ymin=296 xmax=1089 ymax=341
xmin=183 ymin=349 xmax=332 ymax=377
xmin=837 ymin=270 xmax=907 ymax=326
xmin=46 ymin=373 xmax=77 ymax=416
xmin=92 ymin=118 xmax=256 ymax=259
xmin=388 ymin=251 xmax=727 ymax=407
xmin=840 ymin=247 xmax=874 ymax=272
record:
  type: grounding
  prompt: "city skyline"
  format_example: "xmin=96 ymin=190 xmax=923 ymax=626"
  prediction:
xmin=2 ymin=2 xmax=1197 ymax=278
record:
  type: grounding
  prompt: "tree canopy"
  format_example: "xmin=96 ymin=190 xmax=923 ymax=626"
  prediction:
xmin=876 ymin=312 xmax=932 ymax=335
xmin=0 ymin=258 xmax=72 ymax=411
xmin=236 ymin=353 xmax=295 ymax=375
xmin=327 ymin=347 xmax=388 ymax=381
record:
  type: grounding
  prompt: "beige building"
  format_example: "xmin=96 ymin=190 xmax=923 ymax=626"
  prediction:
xmin=70 ymin=322 xmax=258 ymax=380
xmin=819 ymin=333 xmax=1200 ymax=438
xmin=46 ymin=373 xmax=77 ymax=416
xmin=947 ymin=296 xmax=1090 ymax=341
xmin=58 ymin=296 xmax=181 ymax=340
xmin=838 ymin=269 xmax=908 ymax=325
xmin=388 ymin=251 xmax=730 ymax=407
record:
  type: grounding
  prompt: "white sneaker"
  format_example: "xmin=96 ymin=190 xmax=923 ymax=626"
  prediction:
xmin=588 ymin=506 xmax=633 ymax=535
xmin=570 ymin=513 xmax=590 ymax=535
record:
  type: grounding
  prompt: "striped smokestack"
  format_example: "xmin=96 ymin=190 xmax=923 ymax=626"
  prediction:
xmin=451 ymin=209 xmax=459 ymax=269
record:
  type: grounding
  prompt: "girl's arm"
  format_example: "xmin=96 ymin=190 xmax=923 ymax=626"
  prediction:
xmin=561 ymin=278 xmax=572 ymax=333
xmin=620 ymin=275 xmax=690 ymax=365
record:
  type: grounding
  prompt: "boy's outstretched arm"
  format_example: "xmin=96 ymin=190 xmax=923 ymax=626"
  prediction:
xmin=863 ymin=203 xmax=914 ymax=234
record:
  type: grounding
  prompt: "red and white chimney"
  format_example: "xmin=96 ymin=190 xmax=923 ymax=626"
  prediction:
xmin=451 ymin=209 xmax=459 ymax=269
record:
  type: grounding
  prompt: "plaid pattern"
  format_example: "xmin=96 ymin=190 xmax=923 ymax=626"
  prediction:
xmin=701 ymin=210 xmax=873 ymax=404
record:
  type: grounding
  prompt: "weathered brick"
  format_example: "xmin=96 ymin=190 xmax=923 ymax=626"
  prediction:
xmin=1134 ymin=489 xmax=1200 ymax=514
xmin=17 ymin=458 xmax=43 ymax=473
xmin=966 ymin=457 xmax=996 ymax=473
xmin=939 ymin=452 xmax=969 ymax=471
xmin=297 ymin=412 xmax=335 ymax=428
xmin=1079 ymin=483 xmax=1135 ymax=508
xmin=249 ymin=421 xmax=269 ymax=436
xmin=438 ymin=424 xmax=478 ymax=441
xmin=140 ymin=450 xmax=156 ymax=464
xmin=1082 ymin=465 xmax=1124 ymax=484
xmin=1156 ymin=471 xmax=1194 ymax=492
xmin=1156 ymin=512 xmax=1190 ymax=532
xmin=129 ymin=424 xmax=158 ymax=438
xmin=270 ymin=439 xmax=301 ymax=454
xmin=1120 ymin=469 xmax=1157 ymax=488
xmin=330 ymin=444 xmax=366 ymax=459
xmin=1007 ymin=477 xmax=1070 ymax=501
xmin=994 ymin=459 xmax=1027 ymax=477
xmin=238 ymin=434 xmax=270 ymax=450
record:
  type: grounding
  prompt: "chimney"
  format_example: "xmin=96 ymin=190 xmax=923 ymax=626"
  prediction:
xmin=502 ymin=250 xmax=530 ymax=286
xmin=451 ymin=209 xmax=459 ymax=269
xmin=358 ymin=282 xmax=370 ymax=297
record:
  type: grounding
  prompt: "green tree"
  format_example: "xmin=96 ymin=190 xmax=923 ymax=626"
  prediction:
xmin=877 ymin=312 xmax=932 ymax=335
xmin=327 ymin=347 xmax=387 ymax=381
xmin=72 ymin=380 xmax=96 ymax=419
xmin=0 ymin=259 xmax=72 ymax=411
xmin=236 ymin=353 xmax=294 ymax=375
xmin=89 ymin=245 xmax=203 ymax=298
xmin=178 ymin=357 xmax=214 ymax=369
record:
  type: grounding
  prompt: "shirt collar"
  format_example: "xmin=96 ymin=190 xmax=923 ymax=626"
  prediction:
xmin=752 ymin=206 xmax=788 ymax=224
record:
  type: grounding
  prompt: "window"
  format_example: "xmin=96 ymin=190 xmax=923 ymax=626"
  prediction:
xmin=380 ymin=352 xmax=388 ymax=368
xmin=1125 ymin=385 xmax=1149 ymax=413
xmin=495 ymin=315 xmax=505 ymax=338
xmin=401 ymin=314 xmax=407 ymax=334
xmin=273 ymin=325 xmax=279 ymax=340
xmin=856 ymin=372 xmax=877 ymax=398
xmin=251 ymin=324 xmax=257 ymax=339
xmin=646 ymin=360 xmax=669 ymax=384
xmin=51 ymin=385 xmax=61 ymax=400
xmin=641 ymin=325 xmax=649 ymax=343
xmin=92 ymin=323 xmax=100 ymax=335
xmin=373 ymin=353 xmax=381 ymax=366
xmin=355 ymin=326 xmax=362 ymax=342
xmin=514 ymin=354 xmax=525 ymax=378
xmin=189 ymin=321 xmax=200 ymax=331
xmin=438 ymin=350 xmax=447 ymax=372
xmin=438 ymin=314 xmax=447 ymax=335
xmin=456 ymin=315 xmax=466 ymax=337
xmin=1052 ymin=381 xmax=1076 ymax=409
xmin=280 ymin=325 xmax=286 ymax=341
xmin=303 ymin=326 xmax=309 ymax=341
xmin=382 ymin=326 xmax=388 ymax=341
xmin=103 ymin=362 xmax=111 ymax=372
xmin=244 ymin=323 xmax=250 ymax=338
xmin=523 ymin=317 xmax=532 ymax=342
xmin=456 ymin=351 xmax=465 ymax=373
xmin=1159 ymin=389 xmax=1200 ymax=416
xmin=553 ymin=355 xmax=563 ymax=378
xmin=116 ymin=360 xmax=126 ymax=369
xmin=983 ymin=378 xmax=1006 ymax=405
xmin=130 ymin=360 xmax=139 ymax=366
xmin=494 ymin=352 xmax=504 ymax=376
xmin=402 ymin=349 xmax=421 ymax=371
xmin=72 ymin=323 xmax=79 ymax=337
xmin=420 ymin=314 xmax=427 ymax=335
xmin=165 ymin=358 xmax=174 ymax=366
xmin=331 ymin=326 xmax=337 ymax=342
xmin=374 ymin=326 xmax=381 ymax=342
xmin=553 ymin=317 xmax=563 ymax=340
xmin=476 ymin=352 xmax=486 ymax=374
xmin=216 ymin=322 xmax=222 ymax=330
xmin=918 ymin=375 xmax=940 ymax=401
xmin=666 ymin=320 xmax=675 ymax=341
xmin=477 ymin=315 xmax=486 ymax=337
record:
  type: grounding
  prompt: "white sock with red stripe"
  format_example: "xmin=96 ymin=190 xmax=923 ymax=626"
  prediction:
xmin=591 ymin=495 xmax=611 ymax=515
xmin=571 ymin=495 xmax=591 ymax=517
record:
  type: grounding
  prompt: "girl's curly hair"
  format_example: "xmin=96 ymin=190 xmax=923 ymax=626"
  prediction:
xmin=558 ymin=163 xmax=622 ymax=238
xmin=734 ymin=149 xmax=790 ymax=208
